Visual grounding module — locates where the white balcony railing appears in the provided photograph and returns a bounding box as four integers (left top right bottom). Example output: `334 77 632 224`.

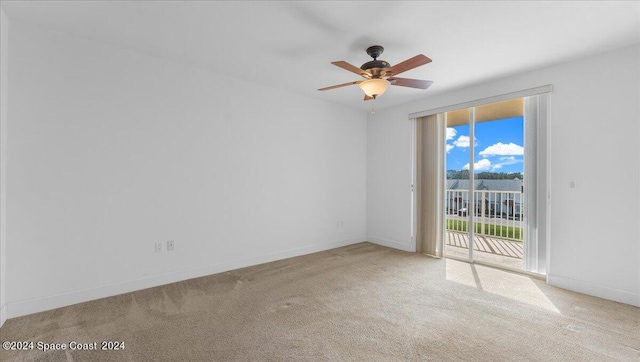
446 189 523 242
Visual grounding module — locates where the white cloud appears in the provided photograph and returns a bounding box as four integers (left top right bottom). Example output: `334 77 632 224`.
493 156 522 168
463 158 492 171
446 144 454 153
479 142 524 157
454 135 471 147
468 157 523 171
446 127 457 141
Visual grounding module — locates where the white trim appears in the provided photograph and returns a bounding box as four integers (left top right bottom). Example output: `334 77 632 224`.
408 85 553 119
0 7 8 332
0 304 7 328
440 113 448 257
523 96 538 273
468 107 475 261
410 119 417 252
367 236 415 252
7 237 366 318
540 94 551 276
548 274 640 307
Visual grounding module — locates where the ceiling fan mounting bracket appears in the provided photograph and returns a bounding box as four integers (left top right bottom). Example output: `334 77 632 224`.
366 45 385 60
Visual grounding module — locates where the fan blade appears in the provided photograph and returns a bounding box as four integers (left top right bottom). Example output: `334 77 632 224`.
318 81 362 91
389 77 433 90
384 54 431 77
331 61 371 78
364 95 373 101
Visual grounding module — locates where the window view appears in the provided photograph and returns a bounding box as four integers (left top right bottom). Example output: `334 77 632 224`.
445 112 525 270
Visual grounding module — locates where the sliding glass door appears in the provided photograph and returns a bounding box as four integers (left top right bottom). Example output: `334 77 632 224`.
442 97 544 273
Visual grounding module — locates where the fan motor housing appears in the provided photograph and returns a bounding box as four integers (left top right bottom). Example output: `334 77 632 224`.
362 46 390 77
361 60 390 77
361 60 390 71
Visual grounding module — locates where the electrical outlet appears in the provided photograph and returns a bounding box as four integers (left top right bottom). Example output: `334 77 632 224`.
155 241 164 252
167 240 174 251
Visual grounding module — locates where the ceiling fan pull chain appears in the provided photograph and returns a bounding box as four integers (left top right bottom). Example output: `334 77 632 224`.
371 97 376 115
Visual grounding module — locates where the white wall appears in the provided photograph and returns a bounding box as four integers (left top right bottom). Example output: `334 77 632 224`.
367 45 640 306
0 8 9 327
6 21 367 317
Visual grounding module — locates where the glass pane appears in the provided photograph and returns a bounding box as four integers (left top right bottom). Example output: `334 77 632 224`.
444 109 471 261
472 115 524 270
442 99 527 272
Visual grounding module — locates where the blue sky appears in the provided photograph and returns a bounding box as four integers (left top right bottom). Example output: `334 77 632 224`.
446 116 524 173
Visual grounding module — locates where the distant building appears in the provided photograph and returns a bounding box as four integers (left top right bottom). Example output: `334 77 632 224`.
446 179 523 218
447 179 522 192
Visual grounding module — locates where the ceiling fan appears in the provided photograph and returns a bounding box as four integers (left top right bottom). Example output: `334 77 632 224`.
318 45 433 101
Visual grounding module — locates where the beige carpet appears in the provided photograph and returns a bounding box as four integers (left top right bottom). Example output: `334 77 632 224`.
1 242 638 361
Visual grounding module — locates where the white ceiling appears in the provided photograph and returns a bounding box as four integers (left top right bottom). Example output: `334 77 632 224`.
2 1 639 111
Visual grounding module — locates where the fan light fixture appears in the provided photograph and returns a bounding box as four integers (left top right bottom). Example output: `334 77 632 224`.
359 78 390 98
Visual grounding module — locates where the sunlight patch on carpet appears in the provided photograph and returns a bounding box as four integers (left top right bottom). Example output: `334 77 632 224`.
445 259 559 313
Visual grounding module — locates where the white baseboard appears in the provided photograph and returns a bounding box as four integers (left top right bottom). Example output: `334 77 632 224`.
367 236 415 252
548 274 640 307
8 236 366 319
0 303 7 328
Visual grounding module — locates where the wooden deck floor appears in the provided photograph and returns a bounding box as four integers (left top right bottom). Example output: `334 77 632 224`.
446 231 523 259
